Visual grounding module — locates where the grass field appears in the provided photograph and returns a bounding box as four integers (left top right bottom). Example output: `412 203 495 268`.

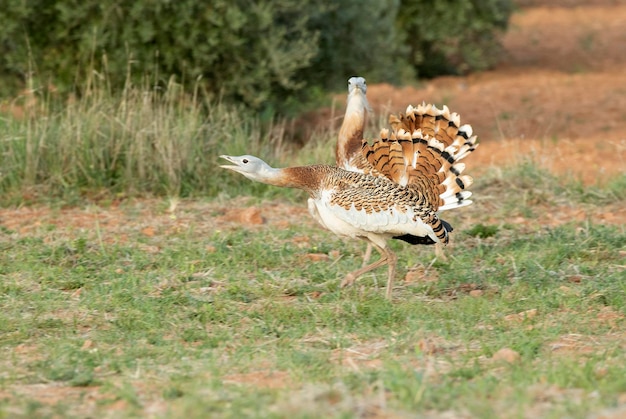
1 162 624 418
2 1 626 415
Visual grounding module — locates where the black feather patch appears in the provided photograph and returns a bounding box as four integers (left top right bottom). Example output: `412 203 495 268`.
393 234 437 245
393 219 454 245
441 219 454 233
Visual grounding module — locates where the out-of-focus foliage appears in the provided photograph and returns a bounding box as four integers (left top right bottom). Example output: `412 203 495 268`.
298 0 410 92
397 0 513 77
0 0 319 109
0 0 512 112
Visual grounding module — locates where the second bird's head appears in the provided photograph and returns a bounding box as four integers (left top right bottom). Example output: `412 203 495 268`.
348 76 367 95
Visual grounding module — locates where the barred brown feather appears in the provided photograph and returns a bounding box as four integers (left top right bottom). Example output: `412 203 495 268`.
362 103 478 212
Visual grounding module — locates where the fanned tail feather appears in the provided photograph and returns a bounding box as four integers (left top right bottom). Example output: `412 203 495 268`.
362 102 478 212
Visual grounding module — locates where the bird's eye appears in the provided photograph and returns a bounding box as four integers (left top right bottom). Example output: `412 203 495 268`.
242 159 249 164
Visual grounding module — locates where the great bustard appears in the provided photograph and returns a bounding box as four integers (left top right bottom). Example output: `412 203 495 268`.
221 103 478 299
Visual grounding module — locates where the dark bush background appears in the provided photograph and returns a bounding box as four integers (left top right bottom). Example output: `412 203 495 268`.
0 0 512 112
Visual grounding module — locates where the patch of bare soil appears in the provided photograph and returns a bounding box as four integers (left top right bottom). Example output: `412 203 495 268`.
223 370 292 389
0 197 313 252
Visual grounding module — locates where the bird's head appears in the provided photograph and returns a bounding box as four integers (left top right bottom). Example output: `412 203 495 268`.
348 76 367 95
347 76 372 114
220 154 276 183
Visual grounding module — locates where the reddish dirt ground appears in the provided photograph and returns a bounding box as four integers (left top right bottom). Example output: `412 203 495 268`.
360 2 626 186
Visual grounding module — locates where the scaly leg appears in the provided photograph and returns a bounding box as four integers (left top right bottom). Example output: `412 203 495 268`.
384 248 397 300
361 243 373 267
434 242 447 261
341 241 398 300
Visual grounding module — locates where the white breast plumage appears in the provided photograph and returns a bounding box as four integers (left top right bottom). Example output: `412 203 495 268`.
313 188 436 241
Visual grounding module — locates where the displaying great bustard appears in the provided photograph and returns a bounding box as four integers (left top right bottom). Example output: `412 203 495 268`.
221 99 478 299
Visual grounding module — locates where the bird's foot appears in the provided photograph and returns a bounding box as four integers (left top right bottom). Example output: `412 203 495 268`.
340 273 357 288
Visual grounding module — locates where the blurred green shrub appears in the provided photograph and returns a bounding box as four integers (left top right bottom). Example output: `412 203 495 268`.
0 0 512 111
397 0 513 77
0 0 319 109
298 0 410 92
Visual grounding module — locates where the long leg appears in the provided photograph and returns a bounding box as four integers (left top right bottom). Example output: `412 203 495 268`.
434 242 447 261
384 247 397 300
361 243 373 267
341 240 398 300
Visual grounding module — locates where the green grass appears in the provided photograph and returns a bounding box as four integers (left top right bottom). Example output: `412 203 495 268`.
0 75 340 206
1 165 625 418
1 73 625 417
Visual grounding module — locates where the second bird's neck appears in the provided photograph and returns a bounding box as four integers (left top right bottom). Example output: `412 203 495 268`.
337 92 368 167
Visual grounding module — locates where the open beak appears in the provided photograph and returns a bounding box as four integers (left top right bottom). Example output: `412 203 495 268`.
219 155 242 172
